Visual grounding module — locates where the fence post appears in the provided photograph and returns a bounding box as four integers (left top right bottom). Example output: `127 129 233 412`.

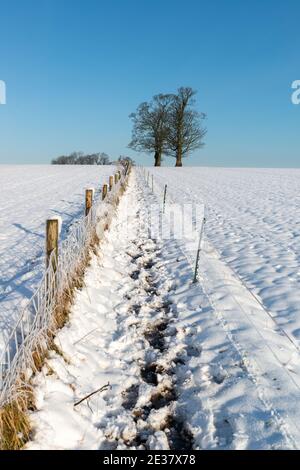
163 184 167 213
85 189 93 216
109 176 114 191
114 173 118 184
193 218 206 283
46 219 59 272
102 183 108 200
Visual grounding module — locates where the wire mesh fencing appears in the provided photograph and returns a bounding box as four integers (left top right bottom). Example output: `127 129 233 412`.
138 167 206 282
0 164 130 407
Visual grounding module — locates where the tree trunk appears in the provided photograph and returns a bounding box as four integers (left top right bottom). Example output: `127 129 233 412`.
154 151 162 167
175 148 182 167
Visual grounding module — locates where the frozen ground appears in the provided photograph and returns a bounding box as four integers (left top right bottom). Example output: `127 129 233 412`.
0 165 114 348
148 167 300 346
26 169 300 450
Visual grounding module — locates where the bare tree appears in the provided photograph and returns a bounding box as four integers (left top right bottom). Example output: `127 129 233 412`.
51 151 111 165
97 152 110 165
129 94 173 166
118 155 135 166
166 87 206 167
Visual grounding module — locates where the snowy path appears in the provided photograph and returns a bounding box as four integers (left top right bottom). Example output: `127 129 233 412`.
26 170 299 450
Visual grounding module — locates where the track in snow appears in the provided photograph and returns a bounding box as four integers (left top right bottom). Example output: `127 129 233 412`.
26 169 297 450
147 167 300 348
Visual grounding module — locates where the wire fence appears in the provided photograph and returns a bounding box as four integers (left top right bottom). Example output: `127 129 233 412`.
141 167 300 350
0 164 130 407
140 167 300 388
138 166 206 276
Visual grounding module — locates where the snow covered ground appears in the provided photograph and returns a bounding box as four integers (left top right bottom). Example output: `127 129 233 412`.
26 169 300 450
0 165 114 350
148 167 300 347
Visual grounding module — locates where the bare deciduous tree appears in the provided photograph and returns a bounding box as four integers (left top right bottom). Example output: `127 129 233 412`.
51 151 111 165
166 87 206 167
129 94 173 166
118 155 135 166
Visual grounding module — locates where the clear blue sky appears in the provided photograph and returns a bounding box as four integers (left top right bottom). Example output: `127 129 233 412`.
0 0 299 166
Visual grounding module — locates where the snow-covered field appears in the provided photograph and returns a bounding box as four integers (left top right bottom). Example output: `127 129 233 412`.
3 166 300 449
26 169 300 449
148 167 300 345
0 165 114 349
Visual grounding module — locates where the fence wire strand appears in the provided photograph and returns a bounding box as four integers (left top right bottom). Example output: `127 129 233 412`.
0 166 129 406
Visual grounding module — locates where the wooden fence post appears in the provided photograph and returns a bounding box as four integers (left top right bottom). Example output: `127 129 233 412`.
109 176 114 191
163 184 167 213
193 218 206 283
46 219 59 273
85 189 93 216
102 183 108 200
114 173 118 184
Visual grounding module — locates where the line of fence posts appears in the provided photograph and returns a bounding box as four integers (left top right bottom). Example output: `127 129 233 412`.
0 166 130 402
45 169 123 300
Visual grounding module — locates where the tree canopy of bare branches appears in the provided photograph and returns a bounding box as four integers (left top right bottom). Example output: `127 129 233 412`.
166 87 206 167
128 94 173 166
118 155 135 166
128 87 206 167
51 152 111 165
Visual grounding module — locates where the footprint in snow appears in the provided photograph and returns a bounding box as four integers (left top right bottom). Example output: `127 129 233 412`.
215 417 234 447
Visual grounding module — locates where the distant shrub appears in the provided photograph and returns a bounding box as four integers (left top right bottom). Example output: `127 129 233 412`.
51 151 111 165
118 155 135 167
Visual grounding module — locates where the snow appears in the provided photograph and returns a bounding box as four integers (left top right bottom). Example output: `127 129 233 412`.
25 169 300 450
0 165 115 352
86 187 95 199
47 215 62 235
148 167 300 347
